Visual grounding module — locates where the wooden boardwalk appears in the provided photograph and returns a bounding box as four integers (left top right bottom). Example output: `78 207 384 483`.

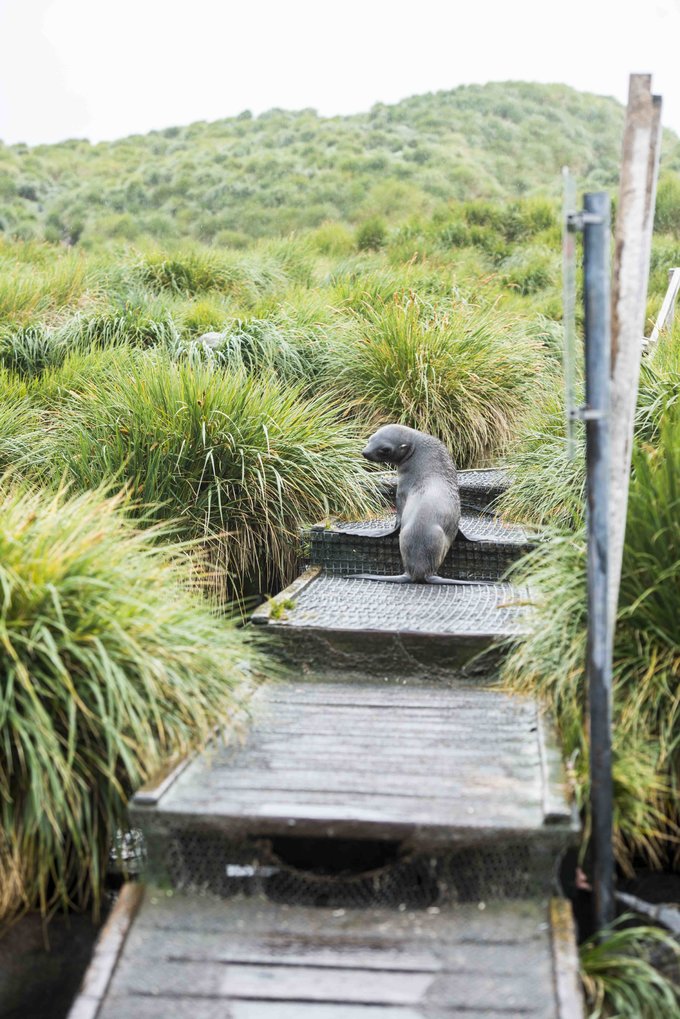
132 679 573 847
69 469 584 1019
86 892 580 1019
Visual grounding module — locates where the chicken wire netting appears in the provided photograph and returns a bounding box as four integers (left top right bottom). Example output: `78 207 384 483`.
138 830 559 909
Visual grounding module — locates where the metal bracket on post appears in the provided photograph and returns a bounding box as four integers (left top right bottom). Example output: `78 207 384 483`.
568 407 606 422
567 212 605 232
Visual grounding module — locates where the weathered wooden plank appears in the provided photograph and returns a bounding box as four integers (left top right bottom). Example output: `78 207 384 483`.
132 892 546 938
111 958 436 1003
264 685 520 706
99 1000 428 1019
66 884 144 1019
176 772 541 802
160 790 543 822
550 898 584 1019
120 924 551 973
183 765 539 795
218 751 539 773
95 893 564 1015
132 679 573 848
197 729 539 753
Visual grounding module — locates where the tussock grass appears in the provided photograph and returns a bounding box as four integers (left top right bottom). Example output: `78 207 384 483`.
503 407 680 869
0 252 91 327
0 482 255 924
580 919 679 1018
0 369 42 473
501 246 558 295
134 247 290 306
501 329 680 527
192 318 314 385
324 297 546 467
50 351 375 592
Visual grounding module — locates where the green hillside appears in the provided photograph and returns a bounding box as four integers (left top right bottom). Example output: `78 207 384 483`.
3 81 680 247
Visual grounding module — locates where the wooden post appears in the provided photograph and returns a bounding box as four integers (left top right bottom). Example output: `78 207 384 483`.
645 266 680 350
608 75 662 625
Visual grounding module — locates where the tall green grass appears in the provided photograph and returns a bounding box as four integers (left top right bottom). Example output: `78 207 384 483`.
48 350 374 593
0 482 256 924
0 369 42 473
502 407 680 869
0 249 93 327
580 919 679 1018
323 296 547 466
501 329 680 527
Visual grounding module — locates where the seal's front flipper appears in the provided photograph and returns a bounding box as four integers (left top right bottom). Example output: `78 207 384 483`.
352 573 411 584
425 575 491 586
344 515 400 538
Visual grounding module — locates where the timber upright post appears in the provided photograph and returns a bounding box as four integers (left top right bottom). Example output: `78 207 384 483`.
582 192 615 931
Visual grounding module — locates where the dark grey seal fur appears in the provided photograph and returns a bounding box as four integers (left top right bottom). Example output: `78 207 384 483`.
356 423 480 585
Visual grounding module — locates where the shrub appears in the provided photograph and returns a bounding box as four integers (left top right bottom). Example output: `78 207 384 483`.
50 351 374 593
0 482 254 923
323 297 546 467
502 247 558 295
134 248 289 305
654 173 680 235
309 221 355 257
135 248 235 295
0 299 180 379
66 301 180 349
179 296 232 337
356 217 387 252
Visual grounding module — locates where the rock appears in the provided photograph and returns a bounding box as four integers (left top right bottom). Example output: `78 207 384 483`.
196 332 225 348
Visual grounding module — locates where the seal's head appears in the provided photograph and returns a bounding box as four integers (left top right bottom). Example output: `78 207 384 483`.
362 424 416 465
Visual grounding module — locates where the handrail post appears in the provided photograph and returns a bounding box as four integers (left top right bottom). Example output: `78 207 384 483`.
583 191 615 931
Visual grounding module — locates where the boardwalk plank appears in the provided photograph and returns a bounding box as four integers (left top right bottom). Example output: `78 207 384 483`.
92 891 564 1019
133 679 570 843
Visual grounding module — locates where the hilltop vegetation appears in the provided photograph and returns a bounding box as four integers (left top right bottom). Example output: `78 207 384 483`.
2 81 680 247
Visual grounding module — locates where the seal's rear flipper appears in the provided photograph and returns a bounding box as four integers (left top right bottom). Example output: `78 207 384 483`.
352 573 411 584
425 575 492 586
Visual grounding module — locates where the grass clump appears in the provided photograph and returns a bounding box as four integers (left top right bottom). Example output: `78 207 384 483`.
0 481 255 924
0 368 42 472
580 919 679 1018
134 248 289 306
503 407 680 869
52 350 374 593
325 297 546 467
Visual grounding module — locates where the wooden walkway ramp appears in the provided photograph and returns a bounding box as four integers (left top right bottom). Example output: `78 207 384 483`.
70 470 584 1019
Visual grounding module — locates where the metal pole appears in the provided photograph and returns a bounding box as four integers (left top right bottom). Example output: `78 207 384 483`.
583 191 615 931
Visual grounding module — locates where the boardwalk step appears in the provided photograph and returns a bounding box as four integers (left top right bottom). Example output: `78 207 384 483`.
131 678 576 901
253 569 532 672
376 467 511 515
305 512 533 583
72 888 583 1019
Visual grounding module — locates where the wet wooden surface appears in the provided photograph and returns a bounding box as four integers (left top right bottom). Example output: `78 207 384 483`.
95 889 571 1018
133 680 573 846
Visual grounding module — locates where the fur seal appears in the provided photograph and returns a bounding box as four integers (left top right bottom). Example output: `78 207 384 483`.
356 423 481 585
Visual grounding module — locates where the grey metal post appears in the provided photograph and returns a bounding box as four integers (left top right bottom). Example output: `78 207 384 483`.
583 191 615 931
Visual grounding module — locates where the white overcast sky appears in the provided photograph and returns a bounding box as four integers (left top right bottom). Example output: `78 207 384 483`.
1 0 680 146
